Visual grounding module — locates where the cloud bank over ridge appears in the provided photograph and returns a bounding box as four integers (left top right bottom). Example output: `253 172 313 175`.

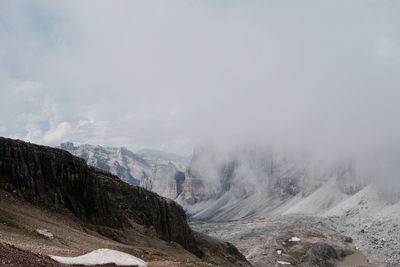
1 0 400 156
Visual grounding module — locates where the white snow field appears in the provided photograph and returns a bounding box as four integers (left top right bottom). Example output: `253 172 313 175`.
50 248 147 266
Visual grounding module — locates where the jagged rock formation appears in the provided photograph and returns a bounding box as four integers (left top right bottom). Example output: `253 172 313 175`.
0 137 251 267
1 138 198 254
60 143 187 200
142 163 185 200
177 145 367 221
60 142 150 185
137 148 190 172
179 167 207 205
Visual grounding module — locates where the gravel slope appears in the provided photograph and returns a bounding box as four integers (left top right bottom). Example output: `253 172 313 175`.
191 215 378 267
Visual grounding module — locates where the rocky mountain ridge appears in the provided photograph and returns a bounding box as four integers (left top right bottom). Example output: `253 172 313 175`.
59 142 371 222
0 137 251 267
55 141 400 265
60 142 187 200
177 145 369 221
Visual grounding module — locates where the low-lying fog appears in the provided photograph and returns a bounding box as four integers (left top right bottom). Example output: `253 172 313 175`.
1 1 400 194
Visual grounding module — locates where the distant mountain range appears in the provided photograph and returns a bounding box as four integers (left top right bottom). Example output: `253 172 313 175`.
60 142 190 200
177 145 400 224
57 141 400 265
137 148 191 170
60 142 400 226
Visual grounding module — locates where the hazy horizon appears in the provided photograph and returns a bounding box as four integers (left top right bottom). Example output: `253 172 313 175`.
1 0 400 158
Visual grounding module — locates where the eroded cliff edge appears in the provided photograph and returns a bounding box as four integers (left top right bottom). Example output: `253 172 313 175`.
0 137 251 267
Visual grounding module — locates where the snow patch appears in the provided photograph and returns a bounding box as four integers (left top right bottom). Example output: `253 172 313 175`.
288 237 301 242
36 229 54 239
50 249 147 267
277 260 291 265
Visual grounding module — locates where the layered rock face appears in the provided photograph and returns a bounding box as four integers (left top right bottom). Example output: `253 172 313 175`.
0 138 199 255
141 163 185 200
60 142 150 185
60 143 187 200
179 167 206 205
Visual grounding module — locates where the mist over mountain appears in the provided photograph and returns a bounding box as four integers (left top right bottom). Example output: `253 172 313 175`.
2 1 400 159
59 139 400 265
137 148 191 171
60 140 400 223
2 0 400 266
177 143 400 221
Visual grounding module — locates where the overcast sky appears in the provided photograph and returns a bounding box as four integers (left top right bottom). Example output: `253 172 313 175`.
1 0 400 155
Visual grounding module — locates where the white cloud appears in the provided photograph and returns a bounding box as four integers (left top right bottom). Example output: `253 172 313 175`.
1 1 400 156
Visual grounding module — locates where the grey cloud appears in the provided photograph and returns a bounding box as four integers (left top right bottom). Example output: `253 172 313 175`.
0 0 399 156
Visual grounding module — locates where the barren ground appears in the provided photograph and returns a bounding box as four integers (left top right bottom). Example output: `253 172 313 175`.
191 215 382 267
0 190 216 267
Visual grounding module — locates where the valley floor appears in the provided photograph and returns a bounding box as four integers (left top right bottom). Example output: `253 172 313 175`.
326 215 400 266
191 215 397 267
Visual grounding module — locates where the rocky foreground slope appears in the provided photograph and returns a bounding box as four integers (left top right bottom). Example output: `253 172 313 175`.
0 137 250 267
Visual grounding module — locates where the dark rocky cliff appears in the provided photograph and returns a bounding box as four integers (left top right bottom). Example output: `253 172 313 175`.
0 137 199 255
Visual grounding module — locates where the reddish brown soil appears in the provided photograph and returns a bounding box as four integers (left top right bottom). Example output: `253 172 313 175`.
0 190 214 267
0 243 182 267
0 242 64 267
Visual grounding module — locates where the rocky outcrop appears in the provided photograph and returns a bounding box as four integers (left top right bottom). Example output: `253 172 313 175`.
141 163 185 200
60 142 150 185
60 143 187 200
0 137 252 266
136 148 190 172
276 229 354 267
0 138 199 254
179 167 206 205
192 215 362 267
193 232 251 267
